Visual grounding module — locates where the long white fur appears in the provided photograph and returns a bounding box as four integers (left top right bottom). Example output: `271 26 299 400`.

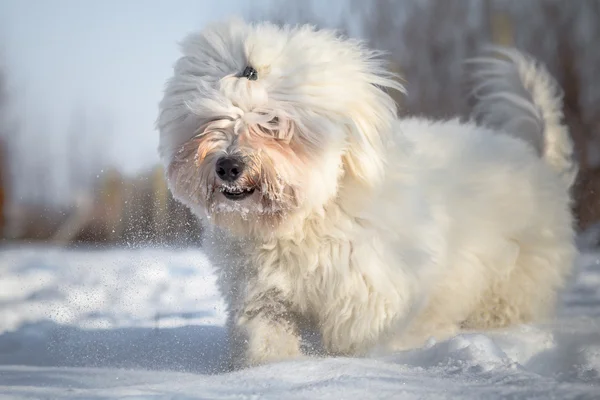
157 19 577 369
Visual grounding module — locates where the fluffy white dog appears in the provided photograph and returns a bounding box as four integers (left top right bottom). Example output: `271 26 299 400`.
157 19 577 369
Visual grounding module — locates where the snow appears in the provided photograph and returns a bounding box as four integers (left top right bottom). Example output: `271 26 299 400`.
1 245 599 399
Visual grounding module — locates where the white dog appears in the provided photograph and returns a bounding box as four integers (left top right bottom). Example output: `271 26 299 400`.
157 19 577 369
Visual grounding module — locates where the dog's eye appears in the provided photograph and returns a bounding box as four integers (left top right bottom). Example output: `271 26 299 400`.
241 66 258 81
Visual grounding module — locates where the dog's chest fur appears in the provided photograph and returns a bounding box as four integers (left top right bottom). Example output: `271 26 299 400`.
255 212 356 316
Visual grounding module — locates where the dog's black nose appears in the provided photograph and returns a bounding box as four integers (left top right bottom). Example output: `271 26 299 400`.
241 66 258 81
216 156 244 182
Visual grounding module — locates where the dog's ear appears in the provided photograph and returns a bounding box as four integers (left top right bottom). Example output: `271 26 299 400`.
342 125 385 188
341 85 399 189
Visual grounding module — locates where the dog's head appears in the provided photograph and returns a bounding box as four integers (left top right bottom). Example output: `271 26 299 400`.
158 19 402 237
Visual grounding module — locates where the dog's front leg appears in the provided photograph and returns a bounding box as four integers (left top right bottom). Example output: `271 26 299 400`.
228 288 302 369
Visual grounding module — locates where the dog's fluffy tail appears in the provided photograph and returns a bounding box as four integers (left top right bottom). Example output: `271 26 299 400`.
466 47 578 187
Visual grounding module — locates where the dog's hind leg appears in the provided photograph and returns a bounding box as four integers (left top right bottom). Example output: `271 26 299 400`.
461 233 575 331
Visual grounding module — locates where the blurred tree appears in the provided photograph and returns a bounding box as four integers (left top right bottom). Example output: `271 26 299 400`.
0 54 20 236
351 0 492 118
0 63 7 233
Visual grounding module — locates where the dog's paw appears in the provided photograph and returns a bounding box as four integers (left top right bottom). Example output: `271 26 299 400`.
230 316 303 369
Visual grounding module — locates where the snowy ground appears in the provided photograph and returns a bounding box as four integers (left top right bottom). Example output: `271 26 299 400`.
0 244 599 399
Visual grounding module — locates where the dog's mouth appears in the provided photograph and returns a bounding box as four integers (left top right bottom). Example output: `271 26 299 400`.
219 186 256 201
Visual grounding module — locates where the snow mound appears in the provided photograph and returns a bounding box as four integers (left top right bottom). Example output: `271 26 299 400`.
390 333 514 373
0 245 599 399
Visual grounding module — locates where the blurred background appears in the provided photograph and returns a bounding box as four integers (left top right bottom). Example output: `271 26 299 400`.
0 0 598 248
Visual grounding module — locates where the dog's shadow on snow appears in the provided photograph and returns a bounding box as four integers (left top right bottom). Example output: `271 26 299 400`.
0 321 231 374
